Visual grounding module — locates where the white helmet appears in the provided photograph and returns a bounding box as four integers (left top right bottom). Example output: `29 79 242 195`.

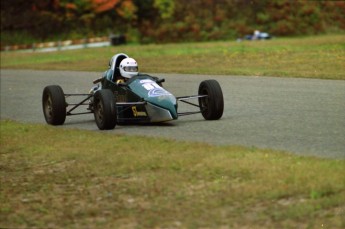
119 57 138 78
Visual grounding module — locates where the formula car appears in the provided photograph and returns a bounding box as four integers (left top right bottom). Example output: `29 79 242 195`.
42 53 224 130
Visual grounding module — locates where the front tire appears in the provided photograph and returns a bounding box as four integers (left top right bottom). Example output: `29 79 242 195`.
42 85 66 125
93 89 117 130
198 80 224 120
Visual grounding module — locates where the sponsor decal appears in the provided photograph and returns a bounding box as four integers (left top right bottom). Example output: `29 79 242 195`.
140 80 172 97
140 79 153 84
148 88 172 97
132 106 147 117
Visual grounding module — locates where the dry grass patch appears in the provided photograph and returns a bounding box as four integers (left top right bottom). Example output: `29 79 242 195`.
1 120 344 228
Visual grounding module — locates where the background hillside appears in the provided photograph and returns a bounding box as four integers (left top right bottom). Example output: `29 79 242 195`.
1 0 345 45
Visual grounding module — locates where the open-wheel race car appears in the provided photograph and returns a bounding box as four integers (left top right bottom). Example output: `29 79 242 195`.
42 53 224 130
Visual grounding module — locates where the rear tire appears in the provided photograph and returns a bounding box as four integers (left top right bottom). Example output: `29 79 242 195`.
42 85 66 125
198 80 224 120
93 89 117 130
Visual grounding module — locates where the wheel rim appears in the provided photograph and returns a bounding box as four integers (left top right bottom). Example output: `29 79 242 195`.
44 95 53 121
95 102 104 125
200 89 209 112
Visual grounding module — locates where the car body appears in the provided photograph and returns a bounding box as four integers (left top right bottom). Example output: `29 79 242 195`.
42 53 224 130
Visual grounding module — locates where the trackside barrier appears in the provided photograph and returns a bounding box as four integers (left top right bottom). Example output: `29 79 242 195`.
1 35 126 52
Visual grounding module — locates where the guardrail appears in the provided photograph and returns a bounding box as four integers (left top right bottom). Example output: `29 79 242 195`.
1 35 126 52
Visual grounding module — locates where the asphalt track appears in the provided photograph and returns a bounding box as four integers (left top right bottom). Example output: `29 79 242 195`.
1 69 344 159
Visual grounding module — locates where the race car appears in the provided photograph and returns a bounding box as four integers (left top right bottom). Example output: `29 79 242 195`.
42 53 224 130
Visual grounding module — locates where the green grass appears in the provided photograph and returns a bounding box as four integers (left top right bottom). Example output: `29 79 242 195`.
1 34 345 80
1 35 344 228
1 120 344 228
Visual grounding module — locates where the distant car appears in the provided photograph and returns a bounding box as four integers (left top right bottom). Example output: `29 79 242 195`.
243 30 271 40
42 53 224 130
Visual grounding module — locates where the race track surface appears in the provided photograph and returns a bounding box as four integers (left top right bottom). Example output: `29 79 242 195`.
1 69 344 159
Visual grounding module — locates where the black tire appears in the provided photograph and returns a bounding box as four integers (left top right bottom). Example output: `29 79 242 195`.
93 89 117 130
198 80 224 120
42 85 66 125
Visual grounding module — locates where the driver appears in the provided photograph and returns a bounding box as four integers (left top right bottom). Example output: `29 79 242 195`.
117 57 138 84
89 56 139 106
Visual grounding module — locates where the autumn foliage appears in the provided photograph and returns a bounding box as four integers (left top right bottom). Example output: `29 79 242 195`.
1 0 344 45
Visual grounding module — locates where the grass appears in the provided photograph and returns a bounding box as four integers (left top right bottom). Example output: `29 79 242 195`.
1 34 345 80
1 35 344 227
1 120 345 228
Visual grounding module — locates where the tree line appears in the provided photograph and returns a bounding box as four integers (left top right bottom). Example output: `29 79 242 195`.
1 0 344 45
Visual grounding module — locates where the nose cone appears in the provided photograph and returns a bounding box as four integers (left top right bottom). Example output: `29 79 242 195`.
145 92 178 121
129 78 178 121
145 100 177 122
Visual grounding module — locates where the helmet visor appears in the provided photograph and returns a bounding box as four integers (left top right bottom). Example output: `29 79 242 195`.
124 66 138 72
